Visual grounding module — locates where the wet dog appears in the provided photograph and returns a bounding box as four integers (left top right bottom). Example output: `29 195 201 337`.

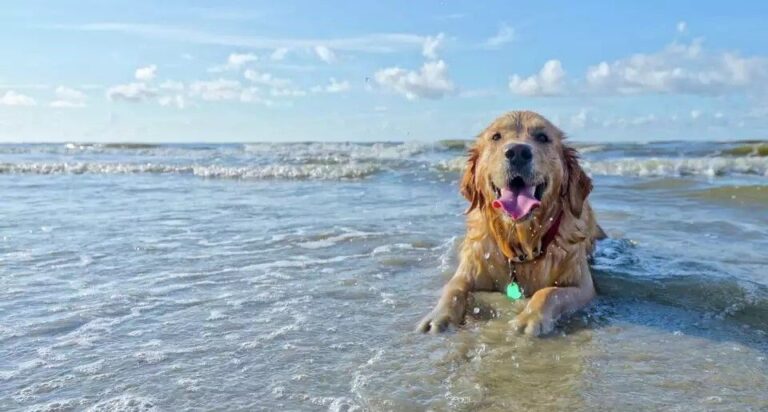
418 111 604 336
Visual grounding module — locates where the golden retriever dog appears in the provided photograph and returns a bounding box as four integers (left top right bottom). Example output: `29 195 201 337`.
418 110 605 336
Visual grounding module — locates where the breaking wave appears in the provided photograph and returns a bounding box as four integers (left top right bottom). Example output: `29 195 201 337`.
719 142 768 157
3 141 768 179
0 162 381 180
582 156 768 177
594 239 768 330
437 156 768 177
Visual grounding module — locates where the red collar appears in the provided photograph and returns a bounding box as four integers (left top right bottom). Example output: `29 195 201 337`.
510 209 563 263
539 210 563 257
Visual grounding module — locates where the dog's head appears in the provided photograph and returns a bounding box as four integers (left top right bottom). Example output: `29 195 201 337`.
461 111 592 221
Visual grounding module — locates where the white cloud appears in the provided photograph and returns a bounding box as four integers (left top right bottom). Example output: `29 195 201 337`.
189 79 241 101
270 47 289 61
0 84 49 90
240 87 275 106
422 33 444 60
508 60 566 96
244 69 292 88
159 80 185 92
584 111 747 130
55 86 86 101
677 21 687 34
49 100 84 108
0 90 37 106
314 45 337 63
134 65 157 82
585 39 768 95
108 74 185 106
158 95 186 109
374 60 454 100
228 53 258 68
157 81 186 108
209 53 258 72
311 78 351 94
238 75 306 99
50 86 86 108
325 78 351 93
107 82 157 102
104 73 297 107
270 88 307 97
485 24 515 48
66 23 427 54
187 79 287 106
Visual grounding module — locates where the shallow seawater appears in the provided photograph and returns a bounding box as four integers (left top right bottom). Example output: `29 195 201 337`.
1 141 767 411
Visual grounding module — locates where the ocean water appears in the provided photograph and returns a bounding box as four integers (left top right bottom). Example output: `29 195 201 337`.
1 140 767 411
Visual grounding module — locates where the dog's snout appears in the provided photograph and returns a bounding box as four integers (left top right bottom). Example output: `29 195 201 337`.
504 144 533 168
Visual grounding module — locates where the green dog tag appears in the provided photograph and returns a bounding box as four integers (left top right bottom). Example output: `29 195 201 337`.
506 282 523 300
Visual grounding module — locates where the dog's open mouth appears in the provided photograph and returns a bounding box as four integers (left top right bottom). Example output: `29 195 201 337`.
491 176 546 221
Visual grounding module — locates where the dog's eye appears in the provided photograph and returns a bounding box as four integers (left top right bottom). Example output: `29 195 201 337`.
490 133 502 141
534 132 550 144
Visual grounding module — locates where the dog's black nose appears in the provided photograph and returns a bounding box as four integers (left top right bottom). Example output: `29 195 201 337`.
505 144 533 168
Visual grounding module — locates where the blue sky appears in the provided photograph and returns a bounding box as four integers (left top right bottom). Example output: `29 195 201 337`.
1 0 767 142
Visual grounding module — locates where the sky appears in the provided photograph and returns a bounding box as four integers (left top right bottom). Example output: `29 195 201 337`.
1 0 768 143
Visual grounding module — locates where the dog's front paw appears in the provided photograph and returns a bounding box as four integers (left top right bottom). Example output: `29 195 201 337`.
417 306 461 334
510 307 555 336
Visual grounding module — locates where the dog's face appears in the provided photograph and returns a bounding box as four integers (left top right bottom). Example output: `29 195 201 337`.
462 111 591 221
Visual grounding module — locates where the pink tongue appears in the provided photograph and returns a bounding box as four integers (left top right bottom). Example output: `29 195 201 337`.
492 186 540 220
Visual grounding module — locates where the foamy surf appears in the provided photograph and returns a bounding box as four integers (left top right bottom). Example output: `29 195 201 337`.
0 161 381 180
438 155 768 177
582 156 768 177
242 141 434 160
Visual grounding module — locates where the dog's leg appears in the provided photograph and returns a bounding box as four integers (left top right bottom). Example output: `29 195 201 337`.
511 268 595 336
417 261 476 333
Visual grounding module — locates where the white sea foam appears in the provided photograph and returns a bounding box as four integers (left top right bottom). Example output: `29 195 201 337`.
85 395 159 412
435 156 467 172
437 155 768 177
73 359 106 375
575 144 608 154
582 156 768 177
12 145 763 179
25 398 84 412
0 162 381 180
13 375 75 403
242 141 431 161
133 351 167 365
297 229 381 249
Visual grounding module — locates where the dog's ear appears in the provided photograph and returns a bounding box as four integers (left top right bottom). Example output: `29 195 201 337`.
561 145 592 218
460 147 484 214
